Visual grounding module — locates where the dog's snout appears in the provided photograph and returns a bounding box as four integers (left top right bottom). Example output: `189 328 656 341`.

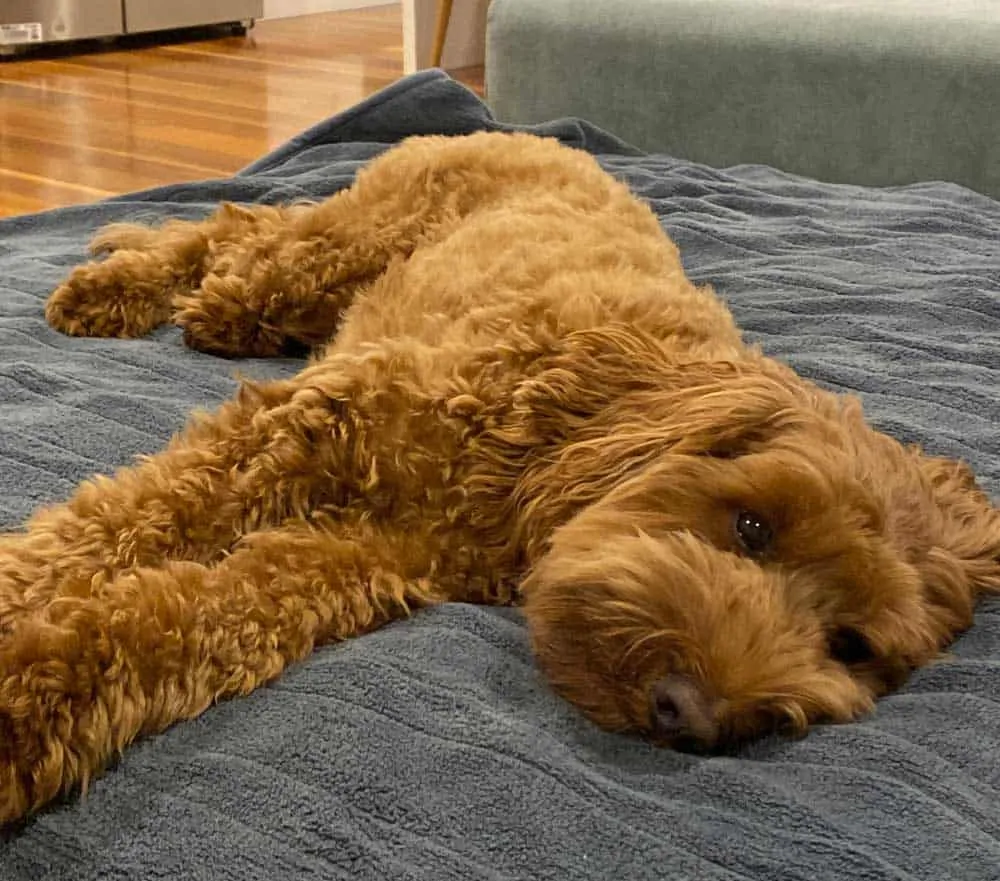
649 675 720 750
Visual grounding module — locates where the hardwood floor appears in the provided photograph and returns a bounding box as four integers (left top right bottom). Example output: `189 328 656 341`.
0 5 484 217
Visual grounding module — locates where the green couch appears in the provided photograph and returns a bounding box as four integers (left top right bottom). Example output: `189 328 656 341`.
485 0 1000 197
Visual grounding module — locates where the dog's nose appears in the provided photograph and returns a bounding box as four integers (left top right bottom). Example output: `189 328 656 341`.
649 675 720 750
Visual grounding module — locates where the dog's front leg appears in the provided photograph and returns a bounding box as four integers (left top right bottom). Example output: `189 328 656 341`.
0 517 447 824
0 373 332 632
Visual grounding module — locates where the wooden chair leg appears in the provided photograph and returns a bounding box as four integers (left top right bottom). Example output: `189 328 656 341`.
431 0 454 68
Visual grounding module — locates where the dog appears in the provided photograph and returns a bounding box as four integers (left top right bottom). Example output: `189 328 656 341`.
0 131 997 824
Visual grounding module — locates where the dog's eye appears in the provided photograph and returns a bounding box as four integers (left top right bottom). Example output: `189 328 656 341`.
733 510 774 556
828 627 876 666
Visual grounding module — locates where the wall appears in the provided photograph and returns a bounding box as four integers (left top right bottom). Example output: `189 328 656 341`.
402 0 489 72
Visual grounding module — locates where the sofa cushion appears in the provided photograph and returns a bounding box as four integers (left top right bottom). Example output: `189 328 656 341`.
486 0 1000 196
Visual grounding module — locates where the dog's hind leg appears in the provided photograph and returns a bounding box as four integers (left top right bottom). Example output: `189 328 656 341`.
0 517 450 824
45 202 300 340
45 187 404 359
168 194 381 358
166 174 439 358
50 132 639 358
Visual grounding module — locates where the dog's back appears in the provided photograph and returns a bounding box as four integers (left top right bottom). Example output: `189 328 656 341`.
325 132 743 363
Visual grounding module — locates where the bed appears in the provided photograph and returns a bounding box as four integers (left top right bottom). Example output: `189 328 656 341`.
1 70 997 880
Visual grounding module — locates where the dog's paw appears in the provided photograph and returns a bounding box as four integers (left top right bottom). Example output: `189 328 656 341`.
0 632 102 825
0 712 31 826
46 261 171 339
0 660 52 826
173 274 289 358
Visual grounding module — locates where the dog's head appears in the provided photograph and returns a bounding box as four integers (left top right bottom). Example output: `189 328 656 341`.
510 327 1000 751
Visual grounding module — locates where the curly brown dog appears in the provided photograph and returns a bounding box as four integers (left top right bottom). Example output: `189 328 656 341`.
1 131 997 823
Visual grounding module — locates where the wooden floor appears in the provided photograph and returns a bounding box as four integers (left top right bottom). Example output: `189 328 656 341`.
0 5 484 218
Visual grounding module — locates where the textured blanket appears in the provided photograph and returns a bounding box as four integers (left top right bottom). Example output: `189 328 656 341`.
0 71 997 881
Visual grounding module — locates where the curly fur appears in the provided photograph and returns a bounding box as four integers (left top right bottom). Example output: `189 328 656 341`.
0 131 997 822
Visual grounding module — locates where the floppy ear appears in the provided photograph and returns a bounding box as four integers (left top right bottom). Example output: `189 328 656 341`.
920 455 1000 594
485 324 821 559
511 323 810 456
907 453 1000 643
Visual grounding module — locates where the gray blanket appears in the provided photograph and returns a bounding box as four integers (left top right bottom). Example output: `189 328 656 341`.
0 71 997 881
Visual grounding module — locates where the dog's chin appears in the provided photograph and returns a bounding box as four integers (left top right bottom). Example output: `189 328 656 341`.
520 528 875 752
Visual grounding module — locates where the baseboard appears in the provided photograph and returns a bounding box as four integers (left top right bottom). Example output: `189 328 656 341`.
261 0 393 19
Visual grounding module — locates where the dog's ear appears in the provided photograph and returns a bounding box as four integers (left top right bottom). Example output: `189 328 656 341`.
920 455 1000 593
491 325 826 559
908 453 1000 641
512 324 811 457
511 323 692 440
